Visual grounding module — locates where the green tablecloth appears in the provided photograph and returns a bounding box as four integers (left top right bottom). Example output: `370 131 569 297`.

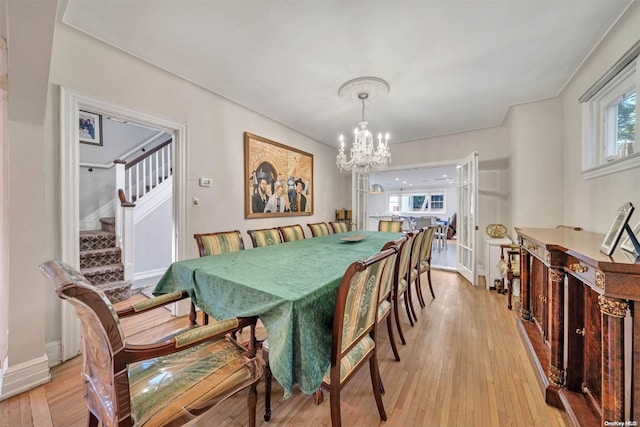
153 231 402 397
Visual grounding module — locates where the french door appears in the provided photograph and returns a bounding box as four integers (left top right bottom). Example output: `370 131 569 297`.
456 151 478 285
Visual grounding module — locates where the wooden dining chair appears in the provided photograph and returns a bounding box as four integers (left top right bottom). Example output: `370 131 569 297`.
278 224 306 242
39 260 264 427
329 221 349 234
415 225 438 307
307 222 331 237
192 230 245 324
407 227 425 320
499 244 521 310
378 237 404 362
391 231 417 345
378 220 403 232
321 247 395 426
247 227 283 247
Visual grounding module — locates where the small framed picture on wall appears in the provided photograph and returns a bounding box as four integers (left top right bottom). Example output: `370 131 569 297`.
79 110 103 146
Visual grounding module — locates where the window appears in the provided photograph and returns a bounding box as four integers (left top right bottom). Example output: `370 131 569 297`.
387 191 445 214
582 47 640 179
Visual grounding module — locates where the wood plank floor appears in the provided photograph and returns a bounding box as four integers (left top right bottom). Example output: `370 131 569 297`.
0 271 567 426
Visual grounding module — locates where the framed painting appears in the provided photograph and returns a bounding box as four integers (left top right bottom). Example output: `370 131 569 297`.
244 132 313 218
600 202 634 256
79 110 103 146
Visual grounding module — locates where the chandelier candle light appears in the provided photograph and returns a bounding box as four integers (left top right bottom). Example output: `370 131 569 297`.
336 77 392 174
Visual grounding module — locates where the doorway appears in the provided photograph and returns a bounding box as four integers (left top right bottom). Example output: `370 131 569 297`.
59 87 187 362
368 163 458 270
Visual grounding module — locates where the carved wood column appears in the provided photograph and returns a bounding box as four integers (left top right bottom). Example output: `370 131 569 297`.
598 295 627 423
520 248 532 322
548 268 565 386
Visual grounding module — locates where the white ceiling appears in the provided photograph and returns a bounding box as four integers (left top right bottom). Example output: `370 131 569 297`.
370 165 457 191
62 0 632 150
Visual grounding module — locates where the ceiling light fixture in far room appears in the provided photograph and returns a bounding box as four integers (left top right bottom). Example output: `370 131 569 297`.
336 77 391 174
369 183 385 194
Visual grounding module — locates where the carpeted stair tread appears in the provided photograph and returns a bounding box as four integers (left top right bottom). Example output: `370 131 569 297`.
99 217 116 233
79 247 122 269
81 263 124 276
80 230 116 251
81 264 125 285
96 280 132 303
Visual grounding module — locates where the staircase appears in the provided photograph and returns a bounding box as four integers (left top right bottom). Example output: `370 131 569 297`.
79 217 132 303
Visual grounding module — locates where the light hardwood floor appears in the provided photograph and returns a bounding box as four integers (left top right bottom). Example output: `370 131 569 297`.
0 271 567 426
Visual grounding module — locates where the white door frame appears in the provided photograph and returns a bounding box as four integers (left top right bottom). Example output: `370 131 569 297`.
456 151 479 285
59 87 187 361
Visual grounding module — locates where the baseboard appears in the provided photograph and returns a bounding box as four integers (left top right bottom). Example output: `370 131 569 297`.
45 341 61 368
0 355 51 400
133 268 166 289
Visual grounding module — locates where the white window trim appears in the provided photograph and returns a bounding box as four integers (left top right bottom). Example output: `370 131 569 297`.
582 45 639 180
387 189 446 215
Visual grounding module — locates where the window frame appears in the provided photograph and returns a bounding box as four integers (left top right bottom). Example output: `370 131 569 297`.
386 190 446 215
581 45 640 180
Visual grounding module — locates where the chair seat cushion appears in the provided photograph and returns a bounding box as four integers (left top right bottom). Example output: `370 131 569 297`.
398 278 408 293
410 268 419 282
497 260 520 277
322 336 375 385
129 337 259 426
378 300 391 320
419 259 430 272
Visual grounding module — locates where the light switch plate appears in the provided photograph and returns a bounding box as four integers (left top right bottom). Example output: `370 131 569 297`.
199 177 212 187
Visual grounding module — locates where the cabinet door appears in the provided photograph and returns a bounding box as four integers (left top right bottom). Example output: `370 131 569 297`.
531 258 548 339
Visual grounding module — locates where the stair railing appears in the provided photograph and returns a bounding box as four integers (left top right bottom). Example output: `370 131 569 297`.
114 138 172 281
115 138 173 204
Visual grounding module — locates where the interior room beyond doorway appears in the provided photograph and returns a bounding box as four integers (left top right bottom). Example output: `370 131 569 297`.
368 165 458 270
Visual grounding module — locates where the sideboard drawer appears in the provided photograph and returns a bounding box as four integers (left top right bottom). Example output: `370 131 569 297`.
566 257 597 288
521 237 550 264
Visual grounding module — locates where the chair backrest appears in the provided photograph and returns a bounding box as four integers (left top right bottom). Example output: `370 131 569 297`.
39 260 127 426
307 222 330 237
247 227 283 247
194 230 244 257
395 231 415 284
419 225 438 264
329 221 349 234
378 220 403 233
379 237 404 303
332 247 396 363
409 228 424 272
278 224 306 242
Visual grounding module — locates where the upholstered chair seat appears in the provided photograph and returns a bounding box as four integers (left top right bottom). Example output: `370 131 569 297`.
39 260 263 427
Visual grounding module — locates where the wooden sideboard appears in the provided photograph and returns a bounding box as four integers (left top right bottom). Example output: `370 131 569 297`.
515 227 639 426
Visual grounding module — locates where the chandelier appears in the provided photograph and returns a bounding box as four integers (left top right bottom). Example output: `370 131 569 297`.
336 77 391 174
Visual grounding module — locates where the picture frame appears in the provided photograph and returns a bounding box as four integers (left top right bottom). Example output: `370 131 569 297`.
600 202 634 256
620 220 640 256
79 110 103 146
244 132 313 218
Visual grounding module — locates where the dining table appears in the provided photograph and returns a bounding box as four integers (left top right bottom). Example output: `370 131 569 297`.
153 230 403 397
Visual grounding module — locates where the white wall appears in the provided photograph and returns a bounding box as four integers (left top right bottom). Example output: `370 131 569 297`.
42 16 346 347
504 97 565 237
1 0 57 399
561 1 640 232
134 197 172 278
